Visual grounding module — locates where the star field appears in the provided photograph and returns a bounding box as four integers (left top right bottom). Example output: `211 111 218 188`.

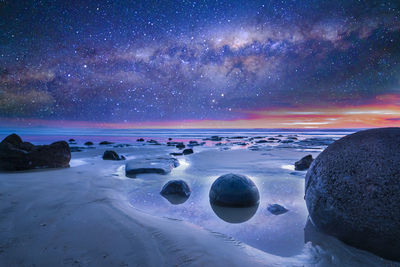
0 0 400 127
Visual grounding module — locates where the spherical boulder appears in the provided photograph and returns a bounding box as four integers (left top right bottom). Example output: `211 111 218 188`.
305 127 400 261
209 173 259 207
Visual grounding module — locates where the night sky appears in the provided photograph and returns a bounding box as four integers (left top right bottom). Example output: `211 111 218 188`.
1 0 400 128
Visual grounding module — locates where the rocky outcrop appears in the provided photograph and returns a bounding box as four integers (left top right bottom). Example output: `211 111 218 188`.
0 134 71 171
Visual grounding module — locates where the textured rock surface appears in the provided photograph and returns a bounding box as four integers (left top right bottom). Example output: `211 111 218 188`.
209 173 259 207
305 127 400 261
294 154 313 171
0 134 71 171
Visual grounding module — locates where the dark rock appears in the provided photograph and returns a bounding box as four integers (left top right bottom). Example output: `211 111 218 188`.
137 138 145 142
168 138 173 141
305 127 400 261
102 150 125 160
287 136 298 140
84 141 94 146
160 180 191 204
0 134 71 171
295 155 314 171
170 152 183 156
176 143 185 149
255 140 268 143
209 173 260 207
182 148 193 155
99 141 114 145
267 204 288 215
187 140 199 147
147 139 160 145
268 137 280 141
204 136 223 141
68 138 76 143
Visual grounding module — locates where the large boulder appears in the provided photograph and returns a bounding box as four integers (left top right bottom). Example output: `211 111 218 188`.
0 134 71 171
305 127 400 261
209 173 260 207
160 180 191 204
294 154 313 171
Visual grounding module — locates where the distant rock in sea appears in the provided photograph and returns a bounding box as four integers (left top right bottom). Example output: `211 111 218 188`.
84 141 94 146
209 173 260 207
136 138 145 142
125 157 179 178
267 204 288 215
305 127 400 261
0 133 71 171
99 141 114 145
160 180 191 204
102 150 125 160
294 155 314 171
176 143 185 149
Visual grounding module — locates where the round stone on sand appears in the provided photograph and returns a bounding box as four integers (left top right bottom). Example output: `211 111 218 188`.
305 127 400 261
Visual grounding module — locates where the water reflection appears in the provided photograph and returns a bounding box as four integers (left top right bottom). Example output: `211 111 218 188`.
210 203 259 223
161 194 190 205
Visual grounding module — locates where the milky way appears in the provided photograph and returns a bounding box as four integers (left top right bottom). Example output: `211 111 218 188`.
1 1 400 127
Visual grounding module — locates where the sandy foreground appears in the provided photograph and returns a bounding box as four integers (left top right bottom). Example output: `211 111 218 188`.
0 146 397 267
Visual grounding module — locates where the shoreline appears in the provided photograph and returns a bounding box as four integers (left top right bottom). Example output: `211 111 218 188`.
0 142 398 266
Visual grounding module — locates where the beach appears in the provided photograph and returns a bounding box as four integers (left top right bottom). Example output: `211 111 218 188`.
0 130 398 266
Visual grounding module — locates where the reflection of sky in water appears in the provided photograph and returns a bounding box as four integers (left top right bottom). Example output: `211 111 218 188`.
127 148 312 257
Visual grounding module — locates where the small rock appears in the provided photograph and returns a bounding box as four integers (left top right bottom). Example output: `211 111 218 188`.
99 141 114 145
267 204 288 215
136 138 145 142
84 141 94 146
176 143 185 149
102 150 125 160
294 155 313 170
182 148 193 155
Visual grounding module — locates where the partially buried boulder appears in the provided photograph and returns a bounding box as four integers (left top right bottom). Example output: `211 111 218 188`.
125 157 179 178
160 180 191 204
102 150 125 160
0 134 71 171
209 173 259 207
294 154 313 171
305 127 400 261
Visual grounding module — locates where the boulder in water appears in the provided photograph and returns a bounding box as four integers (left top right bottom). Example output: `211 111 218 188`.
160 180 191 204
209 173 260 207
